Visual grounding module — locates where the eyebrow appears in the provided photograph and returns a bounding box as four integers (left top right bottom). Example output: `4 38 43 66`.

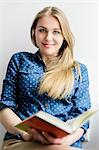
38 26 61 30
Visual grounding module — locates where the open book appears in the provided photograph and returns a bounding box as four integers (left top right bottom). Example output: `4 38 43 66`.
15 108 97 138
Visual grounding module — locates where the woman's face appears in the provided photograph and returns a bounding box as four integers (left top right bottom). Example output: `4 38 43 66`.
35 15 64 57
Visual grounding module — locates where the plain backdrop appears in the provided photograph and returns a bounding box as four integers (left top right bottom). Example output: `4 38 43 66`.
0 0 99 149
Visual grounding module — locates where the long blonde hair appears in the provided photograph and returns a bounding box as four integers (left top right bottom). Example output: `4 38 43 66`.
30 6 80 99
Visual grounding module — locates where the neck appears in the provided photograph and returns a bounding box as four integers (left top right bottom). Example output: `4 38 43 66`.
42 55 50 67
40 51 59 68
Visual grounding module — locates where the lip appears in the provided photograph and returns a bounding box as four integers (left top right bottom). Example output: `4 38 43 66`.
42 43 55 48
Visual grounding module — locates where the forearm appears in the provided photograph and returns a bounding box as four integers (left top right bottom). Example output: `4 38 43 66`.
68 128 84 145
0 108 38 141
0 108 23 135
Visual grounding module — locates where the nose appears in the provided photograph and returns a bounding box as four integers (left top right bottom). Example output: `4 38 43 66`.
45 32 53 41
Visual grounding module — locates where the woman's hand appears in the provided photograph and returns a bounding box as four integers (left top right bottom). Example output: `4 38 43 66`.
42 128 84 146
20 131 33 141
28 128 51 144
19 128 50 144
42 132 73 146
20 127 84 146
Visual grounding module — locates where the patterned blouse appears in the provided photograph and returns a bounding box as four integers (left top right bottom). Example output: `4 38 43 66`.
0 50 91 148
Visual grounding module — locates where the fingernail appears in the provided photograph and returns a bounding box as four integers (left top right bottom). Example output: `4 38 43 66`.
42 131 45 134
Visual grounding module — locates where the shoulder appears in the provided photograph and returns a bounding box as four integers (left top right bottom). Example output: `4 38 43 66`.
9 51 37 64
78 62 89 77
73 61 89 83
10 51 35 60
7 51 37 70
78 62 88 70
74 61 88 74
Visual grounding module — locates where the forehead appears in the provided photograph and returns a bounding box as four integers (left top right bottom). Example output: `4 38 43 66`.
36 15 61 29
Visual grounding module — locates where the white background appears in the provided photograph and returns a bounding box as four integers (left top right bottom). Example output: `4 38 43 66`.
0 0 99 149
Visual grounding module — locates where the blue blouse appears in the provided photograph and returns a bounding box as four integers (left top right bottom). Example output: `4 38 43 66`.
0 50 91 148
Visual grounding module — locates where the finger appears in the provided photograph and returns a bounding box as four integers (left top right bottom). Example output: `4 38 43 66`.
42 132 62 144
35 132 50 144
21 132 33 141
28 128 38 137
29 129 50 144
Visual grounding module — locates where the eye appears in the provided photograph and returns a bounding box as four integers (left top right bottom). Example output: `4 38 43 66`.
39 29 46 33
53 31 61 35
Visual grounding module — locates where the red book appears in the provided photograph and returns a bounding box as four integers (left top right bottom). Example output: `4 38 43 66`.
15 109 97 138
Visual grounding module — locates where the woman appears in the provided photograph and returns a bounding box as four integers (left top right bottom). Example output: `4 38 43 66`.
0 6 91 149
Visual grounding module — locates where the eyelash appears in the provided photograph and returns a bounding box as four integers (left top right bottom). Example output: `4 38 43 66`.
39 29 61 35
39 29 46 33
53 31 61 35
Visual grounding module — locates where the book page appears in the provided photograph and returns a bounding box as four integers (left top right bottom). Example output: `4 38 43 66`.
65 108 98 132
36 111 72 133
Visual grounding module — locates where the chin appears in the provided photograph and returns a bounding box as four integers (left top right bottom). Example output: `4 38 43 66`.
43 49 58 56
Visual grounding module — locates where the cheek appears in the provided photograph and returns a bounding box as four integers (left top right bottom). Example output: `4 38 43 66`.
35 31 43 45
57 37 63 46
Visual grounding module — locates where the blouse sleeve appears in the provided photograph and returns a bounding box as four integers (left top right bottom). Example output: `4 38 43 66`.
70 63 91 134
0 53 20 112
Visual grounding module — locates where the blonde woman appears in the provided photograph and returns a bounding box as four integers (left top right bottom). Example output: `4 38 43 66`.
0 6 91 150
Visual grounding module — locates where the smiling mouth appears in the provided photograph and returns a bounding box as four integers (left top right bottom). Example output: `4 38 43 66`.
42 43 55 48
